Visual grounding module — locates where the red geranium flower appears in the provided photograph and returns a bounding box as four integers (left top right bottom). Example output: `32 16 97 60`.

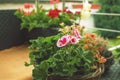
50 0 60 4
24 3 33 9
48 9 61 18
66 10 72 14
62 8 67 12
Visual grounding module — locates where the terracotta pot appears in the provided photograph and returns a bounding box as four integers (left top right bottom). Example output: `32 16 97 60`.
72 4 101 9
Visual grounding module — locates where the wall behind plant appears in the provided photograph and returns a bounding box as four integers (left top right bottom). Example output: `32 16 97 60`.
94 0 120 38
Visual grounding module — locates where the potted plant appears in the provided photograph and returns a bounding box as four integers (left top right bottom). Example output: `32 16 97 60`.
25 25 106 80
14 2 79 41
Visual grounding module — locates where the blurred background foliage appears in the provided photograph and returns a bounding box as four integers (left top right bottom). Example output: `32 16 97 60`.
94 0 120 38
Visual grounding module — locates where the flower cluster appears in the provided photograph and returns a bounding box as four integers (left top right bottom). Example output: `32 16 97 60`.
48 9 61 18
57 29 81 47
14 2 80 31
17 3 36 16
57 25 107 64
94 53 107 63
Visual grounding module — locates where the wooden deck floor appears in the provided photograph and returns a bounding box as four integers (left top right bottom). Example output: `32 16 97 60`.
0 44 33 80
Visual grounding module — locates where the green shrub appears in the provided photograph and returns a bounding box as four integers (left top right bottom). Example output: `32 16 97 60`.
94 0 120 38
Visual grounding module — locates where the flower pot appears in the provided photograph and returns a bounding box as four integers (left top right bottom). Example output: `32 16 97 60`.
101 50 114 74
72 4 101 10
48 64 104 80
22 28 43 41
42 27 58 37
79 64 104 80
23 27 58 42
104 52 114 72
0 9 25 50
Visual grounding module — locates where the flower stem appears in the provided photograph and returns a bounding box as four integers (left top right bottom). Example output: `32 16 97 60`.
35 0 39 11
62 0 66 10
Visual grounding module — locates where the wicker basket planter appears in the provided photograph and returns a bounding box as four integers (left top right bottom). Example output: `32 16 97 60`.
26 25 108 80
101 50 114 73
0 9 25 50
48 64 104 80
104 53 114 72
22 28 43 41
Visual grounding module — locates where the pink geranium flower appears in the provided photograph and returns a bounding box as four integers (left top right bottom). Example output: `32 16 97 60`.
73 29 81 39
70 36 79 44
57 35 70 47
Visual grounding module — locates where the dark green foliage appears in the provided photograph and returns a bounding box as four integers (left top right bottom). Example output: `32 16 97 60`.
26 34 96 80
94 0 120 38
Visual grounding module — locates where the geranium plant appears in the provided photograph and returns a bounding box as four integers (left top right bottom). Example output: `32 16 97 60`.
14 2 79 31
25 25 107 80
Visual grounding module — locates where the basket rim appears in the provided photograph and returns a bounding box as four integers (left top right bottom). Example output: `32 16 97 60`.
106 53 114 60
79 63 104 80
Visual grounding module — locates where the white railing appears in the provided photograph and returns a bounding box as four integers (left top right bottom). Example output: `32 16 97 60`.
91 12 120 16
90 12 120 51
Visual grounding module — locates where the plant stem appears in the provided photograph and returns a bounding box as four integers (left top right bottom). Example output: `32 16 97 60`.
35 0 39 11
62 0 66 10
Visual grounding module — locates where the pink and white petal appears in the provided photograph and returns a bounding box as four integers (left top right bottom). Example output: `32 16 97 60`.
73 29 81 39
57 35 69 47
70 36 79 44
